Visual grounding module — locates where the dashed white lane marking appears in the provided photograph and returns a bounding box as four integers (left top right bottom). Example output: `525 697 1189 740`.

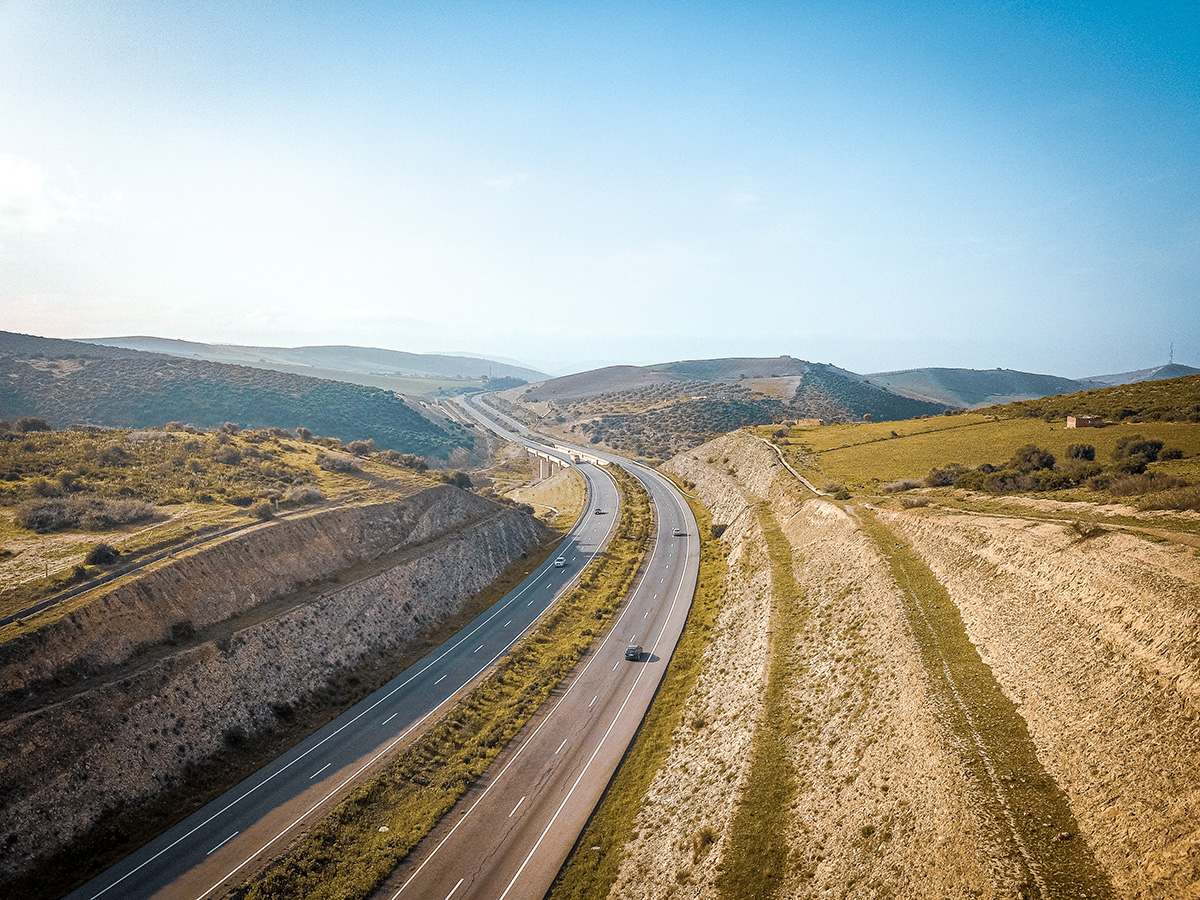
474 645 483 654
206 832 238 856
612 662 620 671
382 712 398 726
504 620 512 627
309 763 332 779
435 674 448 685
589 695 597 708
556 740 567 754
444 877 464 900
509 796 526 818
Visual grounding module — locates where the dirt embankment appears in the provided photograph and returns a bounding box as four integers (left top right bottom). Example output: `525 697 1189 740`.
0 485 545 882
885 510 1200 898
610 433 1002 899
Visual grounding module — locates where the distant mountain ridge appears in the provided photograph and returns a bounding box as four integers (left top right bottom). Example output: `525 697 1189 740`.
0 332 473 458
78 336 548 383
1083 363 1200 387
865 367 1090 409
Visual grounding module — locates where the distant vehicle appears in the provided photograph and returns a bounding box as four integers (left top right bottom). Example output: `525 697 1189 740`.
594 508 604 515
672 527 686 537
554 557 567 567
625 644 642 661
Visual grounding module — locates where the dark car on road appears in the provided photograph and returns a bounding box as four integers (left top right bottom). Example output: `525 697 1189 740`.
625 644 642 661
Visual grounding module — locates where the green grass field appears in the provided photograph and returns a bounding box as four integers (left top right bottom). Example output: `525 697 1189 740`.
755 416 1200 496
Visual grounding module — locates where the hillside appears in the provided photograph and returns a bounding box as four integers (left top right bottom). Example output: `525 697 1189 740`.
987 372 1200 424
1084 362 1200 387
0 332 475 458
501 355 947 461
631 427 1200 899
867 366 1089 408
78 336 547 394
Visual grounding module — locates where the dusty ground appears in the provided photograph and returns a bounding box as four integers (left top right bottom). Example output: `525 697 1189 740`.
607 429 1199 899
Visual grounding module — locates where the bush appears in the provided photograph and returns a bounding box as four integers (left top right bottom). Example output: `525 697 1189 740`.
1135 485 1200 511
211 446 243 465
85 542 121 565
899 496 930 509
1107 473 1187 497
15 496 155 532
1007 444 1055 473
284 486 325 505
16 418 51 433
1112 434 1163 463
250 500 275 521
1065 443 1095 461
316 453 359 473
881 479 921 493
925 463 968 487
345 439 377 456
1160 447 1184 460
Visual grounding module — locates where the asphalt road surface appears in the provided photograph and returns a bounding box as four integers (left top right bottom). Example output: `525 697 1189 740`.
65 451 618 900
372 394 699 900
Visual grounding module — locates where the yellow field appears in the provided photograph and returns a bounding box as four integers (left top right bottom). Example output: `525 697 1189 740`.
753 416 1200 494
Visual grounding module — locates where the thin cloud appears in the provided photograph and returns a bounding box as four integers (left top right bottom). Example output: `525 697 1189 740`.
0 154 89 232
482 173 528 192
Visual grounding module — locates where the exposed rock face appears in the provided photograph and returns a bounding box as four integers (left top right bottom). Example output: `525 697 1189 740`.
0 485 545 880
885 510 1200 899
612 433 1001 899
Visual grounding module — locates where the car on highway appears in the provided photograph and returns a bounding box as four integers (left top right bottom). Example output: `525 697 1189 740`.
554 556 567 567
625 644 642 661
672 527 686 537
594 507 604 514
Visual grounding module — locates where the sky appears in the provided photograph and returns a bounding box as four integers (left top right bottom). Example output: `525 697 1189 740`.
1 1 1197 377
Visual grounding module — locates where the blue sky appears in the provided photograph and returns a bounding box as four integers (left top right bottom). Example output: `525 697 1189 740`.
1 1 1196 376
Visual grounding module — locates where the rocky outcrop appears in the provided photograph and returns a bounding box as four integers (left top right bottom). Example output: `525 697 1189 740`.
0 485 545 881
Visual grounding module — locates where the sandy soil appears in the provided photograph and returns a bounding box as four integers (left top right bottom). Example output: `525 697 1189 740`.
885 509 1200 898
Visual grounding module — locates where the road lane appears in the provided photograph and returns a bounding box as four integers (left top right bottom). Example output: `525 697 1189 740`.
65 459 616 900
373 394 699 900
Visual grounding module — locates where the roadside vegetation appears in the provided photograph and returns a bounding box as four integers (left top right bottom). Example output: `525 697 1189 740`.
550 477 727 900
234 466 652 900
713 502 806 900
0 422 434 627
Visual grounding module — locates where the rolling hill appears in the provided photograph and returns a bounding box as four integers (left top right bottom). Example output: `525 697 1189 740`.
0 332 474 459
77 336 547 395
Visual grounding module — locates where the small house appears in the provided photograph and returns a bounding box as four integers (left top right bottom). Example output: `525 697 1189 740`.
1066 415 1102 428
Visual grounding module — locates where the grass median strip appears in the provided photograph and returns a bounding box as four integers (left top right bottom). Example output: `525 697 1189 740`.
549 476 725 900
234 466 651 900
714 501 806 900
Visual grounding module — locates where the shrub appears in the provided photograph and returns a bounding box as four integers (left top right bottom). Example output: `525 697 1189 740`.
1112 434 1163 462
1007 444 1055 473
284 486 325 505
899 496 930 509
1065 443 1095 461
925 463 968 487
345 439 377 456
211 446 243 465
15 497 155 532
16 418 51 433
1107 473 1187 497
295 427 313 441
881 479 921 493
442 471 472 489
85 542 121 565
1135 485 1200 511
250 500 275 521
1160 447 1184 460
316 453 359 473
1068 520 1104 539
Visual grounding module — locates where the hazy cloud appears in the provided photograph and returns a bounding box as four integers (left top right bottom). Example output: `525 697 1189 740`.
0 154 89 232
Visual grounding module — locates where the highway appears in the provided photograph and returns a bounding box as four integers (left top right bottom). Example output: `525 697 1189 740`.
361 394 699 900
64 452 619 900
